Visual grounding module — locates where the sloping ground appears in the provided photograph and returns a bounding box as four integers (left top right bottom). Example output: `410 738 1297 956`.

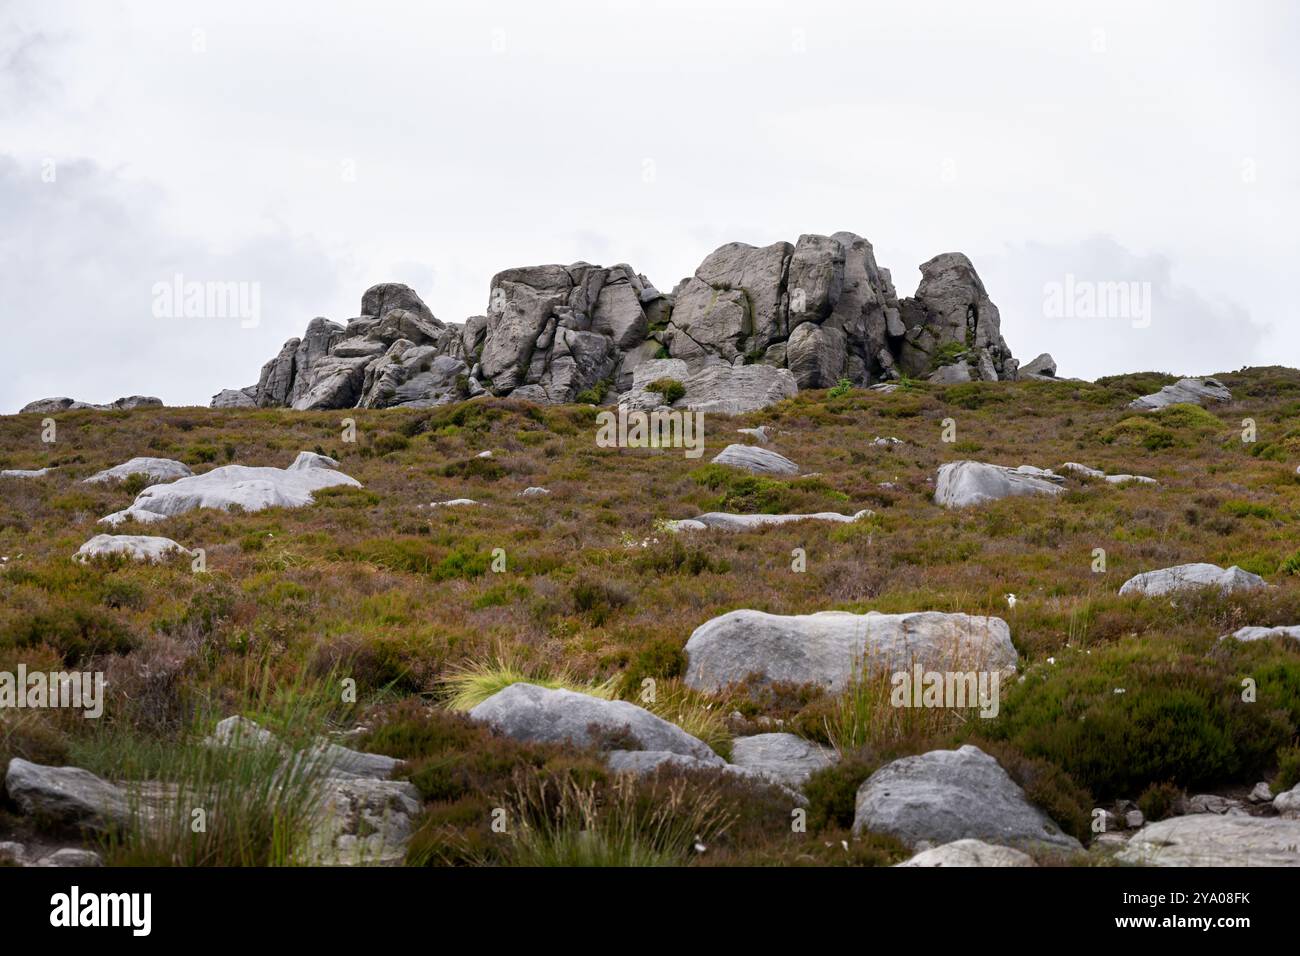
2 366 1300 866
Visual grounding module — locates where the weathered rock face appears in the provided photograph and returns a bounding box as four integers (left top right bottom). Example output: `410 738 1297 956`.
935 461 1065 508
683 610 1017 693
216 234 1034 412
896 253 1017 382
469 682 724 765
851 745 1082 852
1117 815 1300 866
1118 563 1268 597
1129 377 1232 410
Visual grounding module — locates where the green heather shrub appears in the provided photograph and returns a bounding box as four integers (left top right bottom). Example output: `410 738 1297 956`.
1137 781 1183 822
828 378 853 399
645 378 686 404
1273 742 1300 794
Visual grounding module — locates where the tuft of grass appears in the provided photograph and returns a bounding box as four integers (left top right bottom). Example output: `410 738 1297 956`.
439 654 618 711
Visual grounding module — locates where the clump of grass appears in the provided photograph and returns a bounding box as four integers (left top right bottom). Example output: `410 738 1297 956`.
638 679 732 760
644 378 685 404
439 654 617 711
1136 781 1183 822
499 767 734 867
1273 741 1300 795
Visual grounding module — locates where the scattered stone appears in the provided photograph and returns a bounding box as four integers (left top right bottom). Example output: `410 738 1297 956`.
1185 793 1245 815
210 387 258 408
1125 809 1145 829
934 460 1064 508
710 444 798 476
99 451 360 526
1018 353 1057 379
896 839 1037 867
1222 625 1300 644
851 745 1081 852
4 759 130 832
677 510 872 531
469 682 723 765
1128 377 1232 410
0 468 53 478
427 498 478 508
1119 563 1268 597
1249 781 1275 803
684 610 1017 693
728 733 836 788
35 848 104 867
518 487 550 497
1058 462 1155 484
1118 815 1300 866
1275 784 1300 818
871 436 903 446
74 534 191 563
83 457 193 484
737 426 770 443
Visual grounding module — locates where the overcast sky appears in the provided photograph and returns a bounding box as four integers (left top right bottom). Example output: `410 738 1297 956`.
1 0 1296 411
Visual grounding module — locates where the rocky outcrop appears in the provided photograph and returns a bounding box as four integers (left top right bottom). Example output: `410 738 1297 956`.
1057 462 1155 485
665 510 872 532
851 745 1082 852
99 451 360 526
1117 816 1300 866
934 461 1065 508
20 396 163 414
83 457 193 485
216 234 1038 413
468 682 723 765
1128 377 1232 410
683 610 1017 693
1118 563 1268 597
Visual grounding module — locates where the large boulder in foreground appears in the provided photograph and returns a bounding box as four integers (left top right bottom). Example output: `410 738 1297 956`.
1128 377 1232 410
3 759 130 832
83 457 193 484
1117 815 1300 866
99 451 359 526
935 461 1064 508
74 534 191 563
897 838 1037 867
683 610 1017 693
469 683 723 765
1119 562 1267 597
852 745 1082 852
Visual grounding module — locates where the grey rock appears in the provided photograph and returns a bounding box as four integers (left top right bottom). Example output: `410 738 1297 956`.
1275 784 1300 818
1118 815 1300 866
786 321 846 389
684 610 1017 693
0 841 27 865
897 838 1037 867
1129 377 1232 410
0 468 53 478
1249 781 1275 803
934 460 1065 508
1019 353 1057 378
4 759 130 832
83 457 193 485
1057 462 1155 485
74 534 191 563
305 776 422 866
897 253 1014 381
469 683 723 764
1222 625 1300 644
19 396 163 414
1186 793 1245 815
852 745 1081 852
99 451 359 526
210 387 257 408
711 444 798 476
681 364 797 416
360 282 437 325
1119 563 1267 597
35 848 104 867
928 362 973 384
682 510 872 531
1125 809 1145 829
728 733 836 788
737 426 770 443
